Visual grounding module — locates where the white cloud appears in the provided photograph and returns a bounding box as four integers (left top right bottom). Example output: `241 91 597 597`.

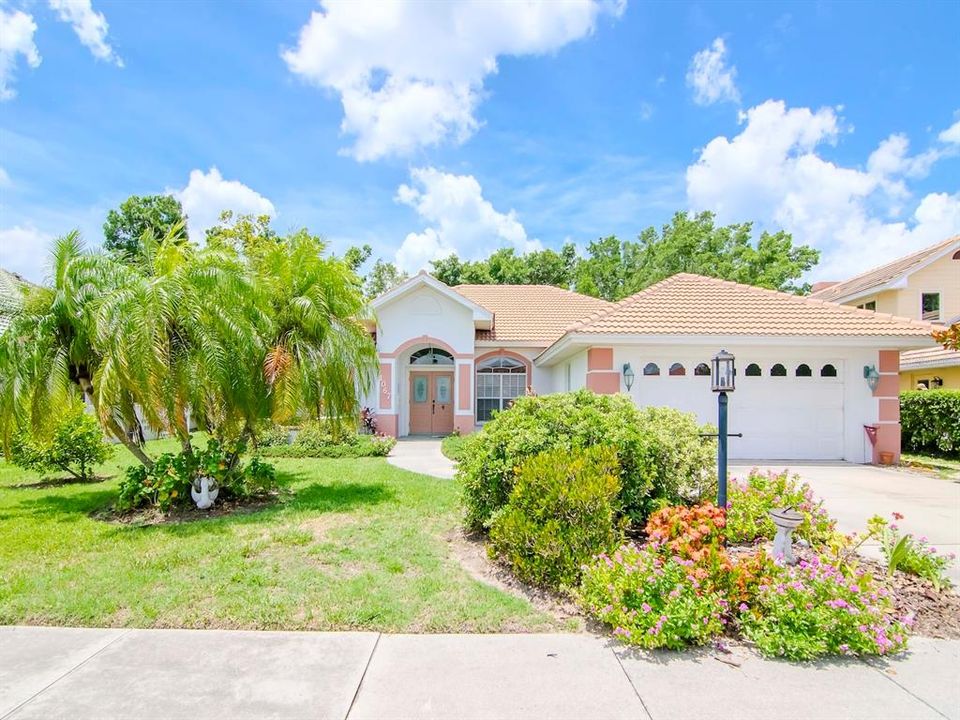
939 117 960 145
0 9 41 100
394 167 541 273
170 168 276 242
686 37 739 106
0 224 53 282
0 166 11 187
49 0 123 67
282 0 622 161
686 99 960 279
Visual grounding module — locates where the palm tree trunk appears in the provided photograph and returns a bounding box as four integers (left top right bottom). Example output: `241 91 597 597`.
79 376 155 470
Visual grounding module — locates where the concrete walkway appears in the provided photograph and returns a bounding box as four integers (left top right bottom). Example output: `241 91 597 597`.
1 626 956 719
387 438 456 479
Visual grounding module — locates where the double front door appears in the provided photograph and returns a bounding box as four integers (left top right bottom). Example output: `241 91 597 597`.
409 371 454 436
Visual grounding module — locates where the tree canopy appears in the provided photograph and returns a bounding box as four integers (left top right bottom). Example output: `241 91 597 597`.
391 212 819 301
103 194 189 260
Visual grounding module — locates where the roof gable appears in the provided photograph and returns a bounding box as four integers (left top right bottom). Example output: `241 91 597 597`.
809 235 960 303
371 271 493 327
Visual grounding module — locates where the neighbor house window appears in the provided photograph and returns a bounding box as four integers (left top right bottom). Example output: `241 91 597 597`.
745 363 761 377
669 363 686 376
410 347 454 365
770 363 787 377
921 293 941 322
856 300 877 311
476 356 526 423
643 362 660 376
694 363 711 376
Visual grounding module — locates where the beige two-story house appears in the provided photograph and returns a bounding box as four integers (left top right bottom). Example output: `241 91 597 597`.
810 235 960 390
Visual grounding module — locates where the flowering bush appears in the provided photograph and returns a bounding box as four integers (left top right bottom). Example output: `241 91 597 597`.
643 503 731 586
868 513 955 591
488 446 623 590
579 543 726 649
738 556 910 660
726 469 834 546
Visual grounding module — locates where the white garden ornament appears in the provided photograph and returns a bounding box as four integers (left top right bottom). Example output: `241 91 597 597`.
769 508 804 565
191 476 219 510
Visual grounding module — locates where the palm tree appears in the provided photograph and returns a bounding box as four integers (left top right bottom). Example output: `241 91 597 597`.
0 232 154 466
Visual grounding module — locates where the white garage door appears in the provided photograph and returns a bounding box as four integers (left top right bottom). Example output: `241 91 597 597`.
632 360 844 461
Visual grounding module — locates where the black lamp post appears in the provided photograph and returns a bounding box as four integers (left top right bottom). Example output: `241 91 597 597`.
711 350 736 507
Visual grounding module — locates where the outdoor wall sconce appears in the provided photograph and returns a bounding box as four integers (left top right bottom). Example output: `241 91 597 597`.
863 365 881 392
622 363 635 391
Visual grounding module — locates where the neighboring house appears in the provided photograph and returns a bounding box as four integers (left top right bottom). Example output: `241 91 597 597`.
809 235 960 391
0 267 34 334
365 271 937 464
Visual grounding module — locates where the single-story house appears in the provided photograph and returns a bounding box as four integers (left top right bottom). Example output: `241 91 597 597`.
364 271 939 464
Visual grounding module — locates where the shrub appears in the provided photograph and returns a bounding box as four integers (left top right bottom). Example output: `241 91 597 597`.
644 503 731 585
9 402 112 481
116 438 279 512
254 422 290 448
260 430 395 458
738 555 910 660
459 390 715 530
441 433 467 462
579 543 726 649
900 390 960 456
726 469 834 546
488 446 623 590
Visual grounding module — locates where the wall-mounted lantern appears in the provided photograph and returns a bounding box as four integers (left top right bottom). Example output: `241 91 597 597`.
623 363 635 391
863 365 881 392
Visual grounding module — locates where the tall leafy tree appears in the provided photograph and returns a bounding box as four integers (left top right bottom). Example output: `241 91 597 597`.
103 194 189 260
430 243 577 288
365 258 408 298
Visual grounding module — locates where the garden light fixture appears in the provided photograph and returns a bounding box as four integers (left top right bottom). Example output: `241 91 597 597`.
863 365 880 392
711 349 736 508
622 363 635 391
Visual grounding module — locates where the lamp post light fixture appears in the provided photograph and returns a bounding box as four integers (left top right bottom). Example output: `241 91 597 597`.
622 363 635 392
711 350 736 508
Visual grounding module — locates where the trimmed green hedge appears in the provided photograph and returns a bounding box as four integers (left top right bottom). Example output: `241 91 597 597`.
259 423 396 459
900 390 960 457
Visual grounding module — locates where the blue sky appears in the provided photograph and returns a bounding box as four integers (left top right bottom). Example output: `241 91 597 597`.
1 0 958 284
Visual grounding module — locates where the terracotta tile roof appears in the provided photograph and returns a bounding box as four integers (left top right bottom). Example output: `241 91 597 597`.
565 273 939 338
453 284 612 345
809 235 960 303
900 346 960 371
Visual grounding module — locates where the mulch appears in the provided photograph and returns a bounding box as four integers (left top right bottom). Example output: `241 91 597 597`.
94 492 282 526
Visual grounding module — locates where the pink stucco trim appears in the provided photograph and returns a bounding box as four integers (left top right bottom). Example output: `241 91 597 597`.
458 363 472 411
874 423 900 465
379 335 473 359
878 350 900 373
378 413 398 438
378 361 392 410
873 374 899 398
587 347 614 371
454 415 475 435
586 371 620 394
878 398 900 423
474 349 533 383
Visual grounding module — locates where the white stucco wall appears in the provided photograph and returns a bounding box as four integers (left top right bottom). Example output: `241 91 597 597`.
376 286 476 356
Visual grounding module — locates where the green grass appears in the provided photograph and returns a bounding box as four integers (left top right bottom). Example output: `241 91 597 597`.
900 451 960 480
441 434 468 462
0 438 558 632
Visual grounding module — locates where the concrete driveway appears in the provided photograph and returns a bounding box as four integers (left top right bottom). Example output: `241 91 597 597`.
731 462 960 584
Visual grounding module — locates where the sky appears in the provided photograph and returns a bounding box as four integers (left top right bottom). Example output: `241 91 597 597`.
1 0 959 285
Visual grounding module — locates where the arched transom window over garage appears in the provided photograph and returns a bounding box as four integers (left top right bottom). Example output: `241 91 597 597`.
476 356 526 422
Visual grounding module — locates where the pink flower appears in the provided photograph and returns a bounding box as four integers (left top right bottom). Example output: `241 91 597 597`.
738 603 749 612
641 603 652 613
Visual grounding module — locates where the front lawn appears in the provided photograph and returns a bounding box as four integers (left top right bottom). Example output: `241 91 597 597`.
0 439 557 632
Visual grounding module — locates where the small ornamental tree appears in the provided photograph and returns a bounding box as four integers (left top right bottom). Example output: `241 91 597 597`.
10 401 112 481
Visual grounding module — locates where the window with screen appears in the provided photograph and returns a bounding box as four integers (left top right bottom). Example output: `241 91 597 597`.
476 356 527 422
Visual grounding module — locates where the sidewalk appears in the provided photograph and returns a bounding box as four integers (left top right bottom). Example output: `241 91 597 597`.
2 626 956 719
386 438 456 479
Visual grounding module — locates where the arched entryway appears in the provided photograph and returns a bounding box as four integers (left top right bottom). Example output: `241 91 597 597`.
407 346 456 435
